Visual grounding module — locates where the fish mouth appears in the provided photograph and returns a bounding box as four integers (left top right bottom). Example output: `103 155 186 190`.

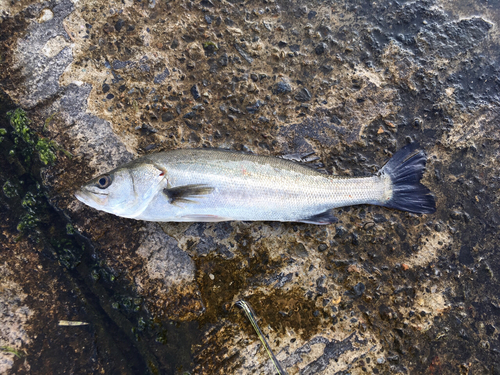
75 188 108 207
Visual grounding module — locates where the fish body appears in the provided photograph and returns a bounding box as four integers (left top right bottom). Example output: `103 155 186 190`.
75 144 435 224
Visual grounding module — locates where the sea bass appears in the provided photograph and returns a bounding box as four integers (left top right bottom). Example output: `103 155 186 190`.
75 143 435 224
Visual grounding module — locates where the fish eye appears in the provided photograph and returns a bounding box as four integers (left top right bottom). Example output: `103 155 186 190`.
96 174 112 189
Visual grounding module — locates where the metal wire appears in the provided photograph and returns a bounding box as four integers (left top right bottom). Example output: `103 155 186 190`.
235 300 288 375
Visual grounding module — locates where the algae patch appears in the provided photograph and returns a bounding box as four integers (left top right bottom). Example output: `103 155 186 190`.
194 241 323 341
6 108 68 166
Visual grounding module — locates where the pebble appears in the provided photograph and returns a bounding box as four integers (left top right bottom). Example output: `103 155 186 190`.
234 43 253 64
38 8 54 23
161 112 174 122
318 243 328 252
138 123 157 135
273 79 292 95
308 10 317 19
289 243 308 258
294 88 312 102
353 282 366 296
315 42 327 55
153 68 170 85
115 19 124 32
246 100 263 114
191 84 201 100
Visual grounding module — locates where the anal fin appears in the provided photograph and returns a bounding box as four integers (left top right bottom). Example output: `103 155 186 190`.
163 184 214 204
299 210 338 225
177 214 229 222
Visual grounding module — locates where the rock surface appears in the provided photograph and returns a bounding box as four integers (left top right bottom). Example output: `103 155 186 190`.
1 0 500 374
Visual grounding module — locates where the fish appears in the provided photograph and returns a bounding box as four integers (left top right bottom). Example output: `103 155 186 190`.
75 143 436 224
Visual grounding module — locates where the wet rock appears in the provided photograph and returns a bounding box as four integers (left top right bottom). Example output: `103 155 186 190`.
137 229 194 283
417 18 492 59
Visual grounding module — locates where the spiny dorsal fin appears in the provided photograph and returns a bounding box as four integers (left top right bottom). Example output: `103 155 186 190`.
163 184 214 204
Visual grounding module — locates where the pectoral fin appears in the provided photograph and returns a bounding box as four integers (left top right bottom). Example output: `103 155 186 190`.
163 184 214 204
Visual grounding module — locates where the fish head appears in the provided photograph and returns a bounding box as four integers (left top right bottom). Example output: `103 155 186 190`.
75 160 167 218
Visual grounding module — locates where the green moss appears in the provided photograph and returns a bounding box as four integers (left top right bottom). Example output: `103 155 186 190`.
137 317 146 331
66 223 75 235
6 108 69 166
2 180 18 198
202 41 218 50
91 269 101 281
36 138 57 165
8 108 33 146
0 127 6 143
17 212 38 233
21 191 36 208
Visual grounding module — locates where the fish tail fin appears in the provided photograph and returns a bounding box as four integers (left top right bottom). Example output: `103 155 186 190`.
378 143 436 214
